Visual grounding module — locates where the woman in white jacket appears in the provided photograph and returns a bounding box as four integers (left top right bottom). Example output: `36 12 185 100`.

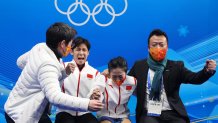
4 22 103 123
90 56 137 123
55 37 102 123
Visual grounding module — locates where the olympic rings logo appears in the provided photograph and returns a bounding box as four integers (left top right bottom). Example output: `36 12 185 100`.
54 0 128 27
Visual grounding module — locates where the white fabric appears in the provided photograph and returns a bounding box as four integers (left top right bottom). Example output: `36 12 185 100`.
57 60 100 116
95 75 137 118
4 43 90 123
145 69 172 111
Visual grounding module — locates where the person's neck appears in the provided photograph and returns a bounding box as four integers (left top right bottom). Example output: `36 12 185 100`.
47 44 61 61
52 48 62 61
77 64 85 71
53 50 61 61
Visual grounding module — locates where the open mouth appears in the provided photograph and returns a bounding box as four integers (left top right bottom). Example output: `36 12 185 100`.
78 57 85 60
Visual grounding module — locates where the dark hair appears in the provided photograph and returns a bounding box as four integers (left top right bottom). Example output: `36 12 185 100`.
46 22 77 49
71 36 91 51
108 56 128 73
148 29 168 45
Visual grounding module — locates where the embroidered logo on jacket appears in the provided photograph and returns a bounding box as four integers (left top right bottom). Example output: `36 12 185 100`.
126 86 132 90
87 74 93 79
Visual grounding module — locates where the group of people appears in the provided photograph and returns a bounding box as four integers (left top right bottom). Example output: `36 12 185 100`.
4 22 216 123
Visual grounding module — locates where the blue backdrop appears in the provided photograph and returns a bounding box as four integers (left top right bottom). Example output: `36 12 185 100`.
0 0 218 122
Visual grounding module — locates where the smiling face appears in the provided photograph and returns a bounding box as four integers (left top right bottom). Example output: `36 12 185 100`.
71 43 89 65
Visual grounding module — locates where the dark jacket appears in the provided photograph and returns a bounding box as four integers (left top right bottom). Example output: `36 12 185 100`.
128 59 215 123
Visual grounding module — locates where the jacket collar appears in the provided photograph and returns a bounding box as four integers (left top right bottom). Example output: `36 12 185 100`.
71 60 89 72
40 43 63 67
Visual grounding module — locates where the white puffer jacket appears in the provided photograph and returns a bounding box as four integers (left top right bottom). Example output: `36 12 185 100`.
4 43 90 123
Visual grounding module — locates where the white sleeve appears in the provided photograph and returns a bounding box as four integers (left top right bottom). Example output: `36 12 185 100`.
95 73 106 92
132 77 137 96
87 73 106 103
17 51 30 69
38 62 90 111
